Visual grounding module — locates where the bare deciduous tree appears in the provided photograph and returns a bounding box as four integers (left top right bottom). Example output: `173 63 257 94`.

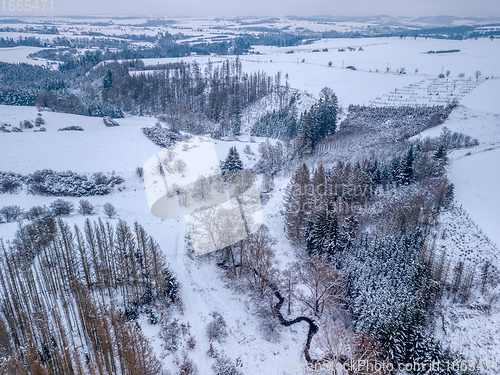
293 255 344 317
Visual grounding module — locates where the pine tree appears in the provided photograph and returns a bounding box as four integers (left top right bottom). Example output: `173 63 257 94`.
317 87 339 137
306 211 340 257
340 215 358 250
299 109 318 152
283 163 311 245
305 220 317 255
400 145 416 185
223 146 243 173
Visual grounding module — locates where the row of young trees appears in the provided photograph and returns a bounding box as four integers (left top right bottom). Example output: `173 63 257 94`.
0 200 117 223
0 217 178 374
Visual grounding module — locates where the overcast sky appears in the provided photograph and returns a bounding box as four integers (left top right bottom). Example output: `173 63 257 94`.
17 0 500 18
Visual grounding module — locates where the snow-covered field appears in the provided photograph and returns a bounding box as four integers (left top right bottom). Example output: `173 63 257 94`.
0 104 303 374
418 79 500 249
0 46 48 65
126 37 500 107
414 78 500 373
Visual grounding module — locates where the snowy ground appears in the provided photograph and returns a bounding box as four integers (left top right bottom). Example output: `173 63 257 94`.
415 78 500 374
0 104 306 374
418 79 500 249
0 46 49 65
125 37 500 107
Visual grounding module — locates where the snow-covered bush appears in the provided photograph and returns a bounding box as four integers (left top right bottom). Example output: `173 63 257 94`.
0 171 23 194
103 202 116 218
179 357 197 375
206 311 228 343
58 125 84 131
20 120 33 129
212 355 242 375
141 126 190 148
35 115 45 127
103 116 119 127
0 123 11 133
50 199 74 216
78 199 95 215
24 205 52 221
0 205 24 222
26 169 123 196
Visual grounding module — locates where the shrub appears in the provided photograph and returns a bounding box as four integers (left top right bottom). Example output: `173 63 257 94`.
78 199 95 215
179 358 196 375
0 205 24 222
35 115 45 127
103 202 116 218
50 199 74 216
58 126 83 131
136 167 144 178
141 126 190 148
123 305 139 321
24 205 52 221
0 172 23 194
212 355 242 375
206 311 228 343
103 116 119 127
21 120 33 129
26 169 122 196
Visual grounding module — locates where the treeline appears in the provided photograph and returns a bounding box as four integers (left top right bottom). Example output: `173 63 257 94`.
0 218 178 374
0 62 66 106
0 36 48 48
0 26 59 35
0 199 118 224
0 45 300 125
283 139 452 249
96 59 274 135
0 56 277 123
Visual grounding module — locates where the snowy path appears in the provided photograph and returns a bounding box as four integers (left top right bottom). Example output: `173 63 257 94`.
171 220 210 374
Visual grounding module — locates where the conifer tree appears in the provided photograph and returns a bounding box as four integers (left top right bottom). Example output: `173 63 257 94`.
223 146 243 173
283 163 311 245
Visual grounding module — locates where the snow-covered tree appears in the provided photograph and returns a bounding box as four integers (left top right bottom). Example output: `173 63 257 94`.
223 146 243 174
283 163 311 245
50 199 74 216
103 202 116 218
78 199 95 215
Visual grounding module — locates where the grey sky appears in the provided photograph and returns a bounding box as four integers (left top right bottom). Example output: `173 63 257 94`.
24 0 500 18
